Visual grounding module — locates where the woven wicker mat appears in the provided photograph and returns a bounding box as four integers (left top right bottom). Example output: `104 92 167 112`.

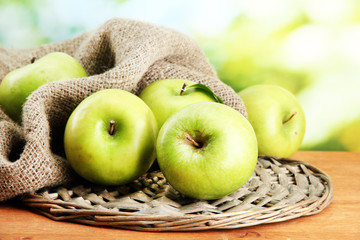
22 156 333 231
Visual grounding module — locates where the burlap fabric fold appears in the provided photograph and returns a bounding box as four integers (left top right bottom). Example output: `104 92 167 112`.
0 18 247 201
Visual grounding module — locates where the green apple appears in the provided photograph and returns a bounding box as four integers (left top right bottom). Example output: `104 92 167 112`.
238 84 306 157
156 102 258 200
64 89 158 185
0 52 88 123
139 79 220 129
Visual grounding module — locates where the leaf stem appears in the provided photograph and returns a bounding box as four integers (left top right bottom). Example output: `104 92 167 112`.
180 83 187 96
109 120 115 135
283 112 297 124
185 134 201 148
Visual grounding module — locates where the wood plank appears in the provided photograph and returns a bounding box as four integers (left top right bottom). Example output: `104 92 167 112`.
1 151 359 239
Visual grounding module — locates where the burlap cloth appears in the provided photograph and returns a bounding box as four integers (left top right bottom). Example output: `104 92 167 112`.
0 18 247 202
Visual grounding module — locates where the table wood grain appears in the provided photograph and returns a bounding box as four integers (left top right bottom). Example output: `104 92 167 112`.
1 151 359 240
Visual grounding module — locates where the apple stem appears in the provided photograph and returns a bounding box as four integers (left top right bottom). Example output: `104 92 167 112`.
185 134 201 148
31 57 36 64
283 112 297 124
109 120 115 135
180 83 187 96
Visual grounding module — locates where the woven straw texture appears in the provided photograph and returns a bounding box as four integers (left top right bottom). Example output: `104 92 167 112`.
0 18 246 201
23 156 333 232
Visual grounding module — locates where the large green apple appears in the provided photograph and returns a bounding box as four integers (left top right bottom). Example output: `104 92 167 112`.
238 84 306 157
64 89 158 185
0 52 88 123
156 102 258 200
139 79 220 129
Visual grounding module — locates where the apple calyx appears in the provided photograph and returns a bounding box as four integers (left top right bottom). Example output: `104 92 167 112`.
283 112 297 125
31 57 36 64
108 120 116 135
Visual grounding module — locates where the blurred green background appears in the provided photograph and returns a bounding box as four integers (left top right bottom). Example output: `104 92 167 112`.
1 0 359 152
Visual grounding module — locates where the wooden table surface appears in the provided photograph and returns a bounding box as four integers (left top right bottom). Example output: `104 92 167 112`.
1 151 359 240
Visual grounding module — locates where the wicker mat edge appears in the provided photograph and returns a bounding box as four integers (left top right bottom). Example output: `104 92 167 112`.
22 156 334 232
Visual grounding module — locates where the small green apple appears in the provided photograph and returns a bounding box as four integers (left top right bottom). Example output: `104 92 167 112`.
139 79 221 129
156 102 258 200
238 84 306 157
0 52 88 123
64 89 158 185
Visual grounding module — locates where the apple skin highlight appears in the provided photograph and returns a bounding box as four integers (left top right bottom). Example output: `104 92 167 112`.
156 102 258 200
140 79 218 129
238 84 306 158
64 89 158 186
0 52 88 123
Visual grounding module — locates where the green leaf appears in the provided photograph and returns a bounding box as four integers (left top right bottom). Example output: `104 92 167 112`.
182 83 224 104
